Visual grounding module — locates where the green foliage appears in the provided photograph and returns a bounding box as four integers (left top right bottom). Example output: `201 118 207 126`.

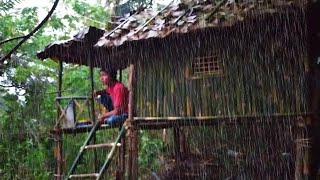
116 0 153 16
0 0 171 178
0 0 21 15
129 0 153 9
139 131 165 176
69 0 110 28
49 14 65 30
0 0 109 178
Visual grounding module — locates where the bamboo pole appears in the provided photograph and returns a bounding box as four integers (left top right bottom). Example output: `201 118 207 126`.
57 60 63 121
54 127 63 180
127 64 138 179
116 133 125 180
117 66 125 180
117 91 126 180
294 121 308 180
55 60 63 180
294 1 320 179
88 52 98 173
173 127 181 161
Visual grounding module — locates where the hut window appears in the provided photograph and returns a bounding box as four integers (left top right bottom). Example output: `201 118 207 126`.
190 55 223 78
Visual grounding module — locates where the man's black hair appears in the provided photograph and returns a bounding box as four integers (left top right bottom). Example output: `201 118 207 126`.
100 66 117 81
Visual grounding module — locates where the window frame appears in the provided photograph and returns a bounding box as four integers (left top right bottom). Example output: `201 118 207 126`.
185 54 224 80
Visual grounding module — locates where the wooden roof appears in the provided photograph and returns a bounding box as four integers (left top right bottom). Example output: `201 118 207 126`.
37 1 304 69
37 26 105 66
95 0 299 47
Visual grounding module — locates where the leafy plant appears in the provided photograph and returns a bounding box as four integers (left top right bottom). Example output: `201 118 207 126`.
0 0 21 15
139 131 165 177
0 1 110 178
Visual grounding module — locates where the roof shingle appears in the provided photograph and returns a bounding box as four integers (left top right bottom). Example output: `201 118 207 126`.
95 1 291 47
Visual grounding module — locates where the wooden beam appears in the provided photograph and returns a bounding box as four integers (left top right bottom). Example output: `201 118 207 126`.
54 113 314 134
127 64 138 179
134 113 313 130
52 124 115 134
134 113 313 121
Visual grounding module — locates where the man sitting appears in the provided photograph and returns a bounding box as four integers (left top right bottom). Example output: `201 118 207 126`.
94 67 129 125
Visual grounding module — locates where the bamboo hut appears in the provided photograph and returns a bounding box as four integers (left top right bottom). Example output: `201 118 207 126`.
37 0 320 179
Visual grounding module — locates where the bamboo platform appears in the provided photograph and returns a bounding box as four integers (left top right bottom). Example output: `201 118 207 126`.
135 112 313 129
50 112 313 134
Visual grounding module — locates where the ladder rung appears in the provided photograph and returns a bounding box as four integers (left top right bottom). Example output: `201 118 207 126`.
69 173 99 178
53 174 63 178
85 143 121 150
101 124 110 128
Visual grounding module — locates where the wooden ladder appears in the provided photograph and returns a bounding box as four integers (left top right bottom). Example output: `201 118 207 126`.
65 122 126 179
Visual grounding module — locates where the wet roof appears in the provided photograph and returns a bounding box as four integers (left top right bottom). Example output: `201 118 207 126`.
37 0 301 68
95 0 295 47
37 26 105 65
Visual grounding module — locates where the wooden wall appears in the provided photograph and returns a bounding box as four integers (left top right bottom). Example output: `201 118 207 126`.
134 6 309 117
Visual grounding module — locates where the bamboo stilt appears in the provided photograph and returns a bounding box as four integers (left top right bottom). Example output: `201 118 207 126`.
295 122 308 180
117 95 125 180
88 52 97 173
173 127 181 161
128 64 138 179
55 60 63 180
116 130 126 180
297 1 320 178
54 127 63 180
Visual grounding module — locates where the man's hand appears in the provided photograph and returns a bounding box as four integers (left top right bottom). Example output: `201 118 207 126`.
97 113 106 124
93 89 104 98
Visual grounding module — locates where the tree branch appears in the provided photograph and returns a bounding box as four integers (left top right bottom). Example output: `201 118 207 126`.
0 35 27 46
0 83 75 95
0 0 60 63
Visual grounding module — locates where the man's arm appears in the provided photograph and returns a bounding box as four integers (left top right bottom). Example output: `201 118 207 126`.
98 108 120 122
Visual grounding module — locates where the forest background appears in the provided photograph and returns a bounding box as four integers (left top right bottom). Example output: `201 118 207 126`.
0 0 168 178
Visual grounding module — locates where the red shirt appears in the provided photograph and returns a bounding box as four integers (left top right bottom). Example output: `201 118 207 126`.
106 82 129 113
